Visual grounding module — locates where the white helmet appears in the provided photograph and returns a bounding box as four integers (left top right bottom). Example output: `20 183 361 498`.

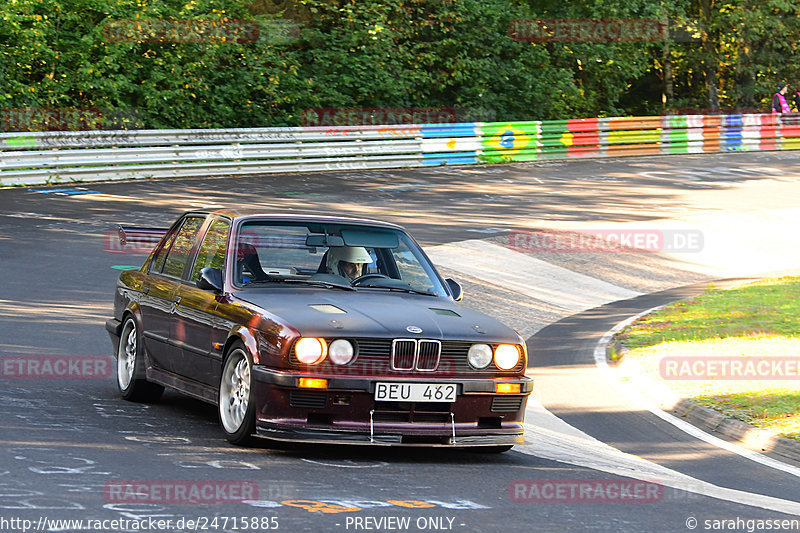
327 246 371 276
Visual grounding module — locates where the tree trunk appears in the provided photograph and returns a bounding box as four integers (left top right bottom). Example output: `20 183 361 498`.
699 0 719 111
663 39 674 110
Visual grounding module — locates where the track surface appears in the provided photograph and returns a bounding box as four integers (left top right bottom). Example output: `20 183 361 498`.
1 152 800 532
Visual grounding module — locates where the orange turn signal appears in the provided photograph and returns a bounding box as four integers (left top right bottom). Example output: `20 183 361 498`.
298 378 328 389
495 383 520 394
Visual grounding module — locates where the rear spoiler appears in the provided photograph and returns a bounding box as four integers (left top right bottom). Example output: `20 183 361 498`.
117 225 168 246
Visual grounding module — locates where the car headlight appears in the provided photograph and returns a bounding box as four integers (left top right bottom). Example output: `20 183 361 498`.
328 339 355 365
467 343 493 369
295 337 327 364
494 344 520 370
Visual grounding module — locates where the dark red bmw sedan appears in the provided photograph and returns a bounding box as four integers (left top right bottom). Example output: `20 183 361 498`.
106 210 533 451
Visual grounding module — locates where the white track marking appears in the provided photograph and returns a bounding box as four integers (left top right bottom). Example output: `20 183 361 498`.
518 399 800 516
594 307 800 479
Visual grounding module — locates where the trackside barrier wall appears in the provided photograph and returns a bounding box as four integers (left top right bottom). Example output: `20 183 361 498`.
2 114 800 186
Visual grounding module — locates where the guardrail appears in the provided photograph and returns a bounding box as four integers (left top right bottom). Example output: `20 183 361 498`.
2 114 799 186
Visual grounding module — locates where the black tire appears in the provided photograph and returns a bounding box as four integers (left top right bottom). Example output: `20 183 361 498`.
116 316 164 403
218 343 256 446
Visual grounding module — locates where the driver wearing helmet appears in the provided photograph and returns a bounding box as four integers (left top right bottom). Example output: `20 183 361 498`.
326 246 372 281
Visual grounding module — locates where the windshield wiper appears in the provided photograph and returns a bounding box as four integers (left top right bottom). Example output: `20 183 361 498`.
243 278 355 291
369 286 438 297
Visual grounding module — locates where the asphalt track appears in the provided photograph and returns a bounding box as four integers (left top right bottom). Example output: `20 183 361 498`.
1 151 800 532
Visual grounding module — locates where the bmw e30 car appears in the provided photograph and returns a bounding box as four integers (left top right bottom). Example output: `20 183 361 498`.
106 210 533 451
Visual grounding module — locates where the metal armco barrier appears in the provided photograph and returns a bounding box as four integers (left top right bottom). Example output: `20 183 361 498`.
2 114 799 186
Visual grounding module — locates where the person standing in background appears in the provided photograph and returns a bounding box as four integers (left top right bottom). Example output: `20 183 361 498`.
773 83 791 113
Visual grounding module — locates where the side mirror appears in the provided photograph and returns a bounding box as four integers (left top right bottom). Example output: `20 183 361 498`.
445 278 463 302
197 267 223 292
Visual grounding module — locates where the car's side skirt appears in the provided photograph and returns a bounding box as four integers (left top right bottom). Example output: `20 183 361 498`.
147 367 218 405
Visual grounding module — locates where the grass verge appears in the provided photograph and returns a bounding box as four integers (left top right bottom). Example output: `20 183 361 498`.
613 276 800 441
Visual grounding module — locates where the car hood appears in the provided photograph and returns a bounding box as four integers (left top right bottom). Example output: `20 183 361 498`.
235 288 519 342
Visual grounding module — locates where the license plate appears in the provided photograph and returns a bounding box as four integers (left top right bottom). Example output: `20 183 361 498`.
374 382 457 402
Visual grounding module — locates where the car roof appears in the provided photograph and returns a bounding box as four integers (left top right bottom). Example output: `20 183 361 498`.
188 208 406 231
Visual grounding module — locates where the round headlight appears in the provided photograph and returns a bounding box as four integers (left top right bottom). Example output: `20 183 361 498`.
295 337 327 365
328 339 355 365
467 343 493 369
494 344 520 370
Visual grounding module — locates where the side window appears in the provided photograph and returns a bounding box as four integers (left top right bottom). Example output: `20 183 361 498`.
161 217 205 278
150 231 177 274
190 218 231 282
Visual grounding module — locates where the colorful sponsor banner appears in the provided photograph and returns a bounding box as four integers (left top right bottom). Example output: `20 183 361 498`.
421 153 479 165
755 114 780 150
605 116 662 131
479 122 540 162
420 123 479 138
564 118 600 156
701 115 721 152
421 137 482 153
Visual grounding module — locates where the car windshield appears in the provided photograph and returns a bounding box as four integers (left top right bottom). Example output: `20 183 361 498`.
232 221 448 297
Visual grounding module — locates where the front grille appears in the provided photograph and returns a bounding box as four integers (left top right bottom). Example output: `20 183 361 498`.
390 339 442 371
491 396 523 412
416 340 441 371
391 340 416 370
290 391 327 409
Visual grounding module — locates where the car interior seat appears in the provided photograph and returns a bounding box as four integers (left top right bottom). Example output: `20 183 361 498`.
237 242 270 282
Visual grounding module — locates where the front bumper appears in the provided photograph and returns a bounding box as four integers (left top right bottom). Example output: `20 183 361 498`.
252 366 533 446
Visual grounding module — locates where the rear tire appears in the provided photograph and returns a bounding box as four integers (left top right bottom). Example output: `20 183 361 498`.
116 317 164 403
219 343 256 446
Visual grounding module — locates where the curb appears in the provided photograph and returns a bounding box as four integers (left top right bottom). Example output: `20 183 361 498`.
605 308 800 465
663 397 800 463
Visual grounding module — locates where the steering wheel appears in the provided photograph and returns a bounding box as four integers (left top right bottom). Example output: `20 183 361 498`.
351 273 390 286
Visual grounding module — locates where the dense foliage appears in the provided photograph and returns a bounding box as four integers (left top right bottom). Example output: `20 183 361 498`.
2 0 800 129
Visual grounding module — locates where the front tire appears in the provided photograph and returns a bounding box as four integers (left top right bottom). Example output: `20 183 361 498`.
219 344 256 446
116 317 164 402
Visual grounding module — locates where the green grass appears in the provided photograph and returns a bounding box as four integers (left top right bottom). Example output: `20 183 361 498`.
614 276 800 441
